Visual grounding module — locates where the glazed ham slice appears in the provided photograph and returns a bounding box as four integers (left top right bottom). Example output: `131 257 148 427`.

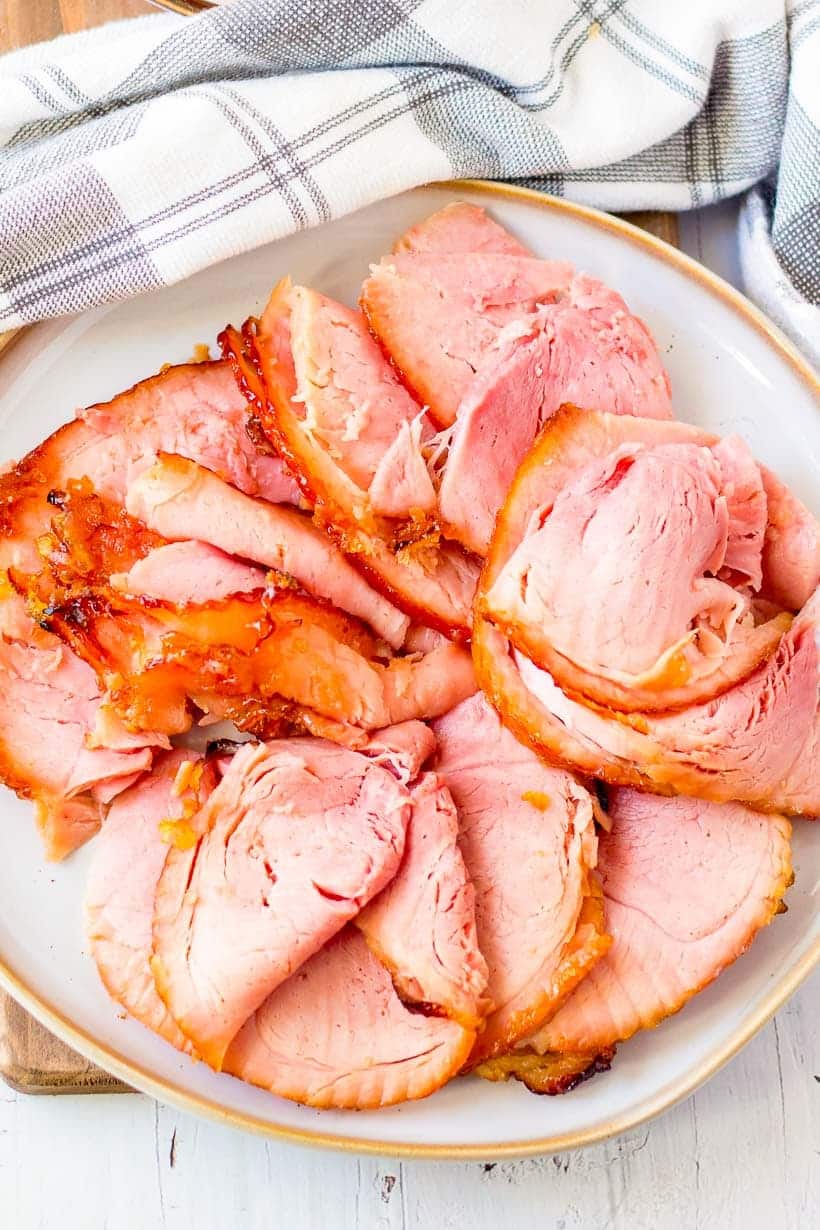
473 591 819 816
478 789 792 1092
112 541 264 605
361 251 574 427
432 693 608 1064
76 360 300 507
85 749 217 1051
0 441 167 857
484 435 787 712
44 582 476 738
439 277 674 554
357 771 489 1028
126 454 410 648
0 638 167 859
224 926 473 1109
226 281 434 540
226 281 480 637
151 737 412 1068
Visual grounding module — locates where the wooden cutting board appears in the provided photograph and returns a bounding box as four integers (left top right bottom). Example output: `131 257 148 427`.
0 0 680 1098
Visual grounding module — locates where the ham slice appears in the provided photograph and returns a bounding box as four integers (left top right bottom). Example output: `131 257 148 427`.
77 360 299 507
44 582 476 738
477 789 792 1091
151 737 412 1068
225 282 479 637
759 466 820 610
484 435 787 712
224 926 473 1109
489 404 817 610
432 693 609 1064
126 454 410 648
473 591 819 816
85 748 218 1051
361 252 574 427
112 541 264 605
227 281 434 540
439 278 674 554
0 639 166 859
357 771 489 1028
0 441 167 858
393 202 531 257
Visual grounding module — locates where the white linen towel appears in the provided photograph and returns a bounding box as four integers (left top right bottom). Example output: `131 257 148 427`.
1 0 817 362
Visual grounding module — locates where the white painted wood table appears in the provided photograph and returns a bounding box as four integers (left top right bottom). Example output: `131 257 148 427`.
0 201 818 1230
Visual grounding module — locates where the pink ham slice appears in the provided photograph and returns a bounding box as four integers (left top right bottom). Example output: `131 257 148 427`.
484 436 786 712
487 404 816 611
151 737 413 1069
224 926 474 1109
126 454 410 648
231 280 480 638
228 281 435 539
759 466 820 610
111 541 265 605
394 202 531 257
0 636 168 860
357 771 489 1028
478 788 792 1091
472 589 819 816
85 749 218 1051
361 252 574 428
77 360 299 507
439 277 674 555
431 693 609 1064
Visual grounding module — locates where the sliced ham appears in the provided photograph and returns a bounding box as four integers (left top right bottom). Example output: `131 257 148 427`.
473 591 819 816
759 465 820 610
227 283 480 637
439 278 674 554
479 789 792 1092
361 252 574 427
45 578 476 738
224 926 473 1109
393 202 531 257
126 454 410 648
77 360 299 506
357 771 489 1028
0 430 167 856
431 693 608 1064
151 737 412 1068
228 281 434 540
487 403 816 610
484 436 787 712
0 635 167 860
85 749 217 1051
112 541 265 605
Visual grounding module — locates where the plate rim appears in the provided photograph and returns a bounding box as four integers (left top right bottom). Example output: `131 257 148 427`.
0 178 817 1160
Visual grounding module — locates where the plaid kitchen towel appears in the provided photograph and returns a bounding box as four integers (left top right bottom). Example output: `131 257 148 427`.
0 0 818 363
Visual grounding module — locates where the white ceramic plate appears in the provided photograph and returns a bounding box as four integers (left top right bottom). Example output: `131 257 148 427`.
0 183 817 1159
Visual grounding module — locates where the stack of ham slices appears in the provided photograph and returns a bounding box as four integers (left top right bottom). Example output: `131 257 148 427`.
1 203 816 1109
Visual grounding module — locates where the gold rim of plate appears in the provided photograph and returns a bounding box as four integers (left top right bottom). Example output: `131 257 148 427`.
0 180 817 1159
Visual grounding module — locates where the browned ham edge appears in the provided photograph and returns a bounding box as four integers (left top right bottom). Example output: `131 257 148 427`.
479 789 792 1091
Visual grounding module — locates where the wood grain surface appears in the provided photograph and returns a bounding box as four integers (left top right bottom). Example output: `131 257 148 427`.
0 0 682 1099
